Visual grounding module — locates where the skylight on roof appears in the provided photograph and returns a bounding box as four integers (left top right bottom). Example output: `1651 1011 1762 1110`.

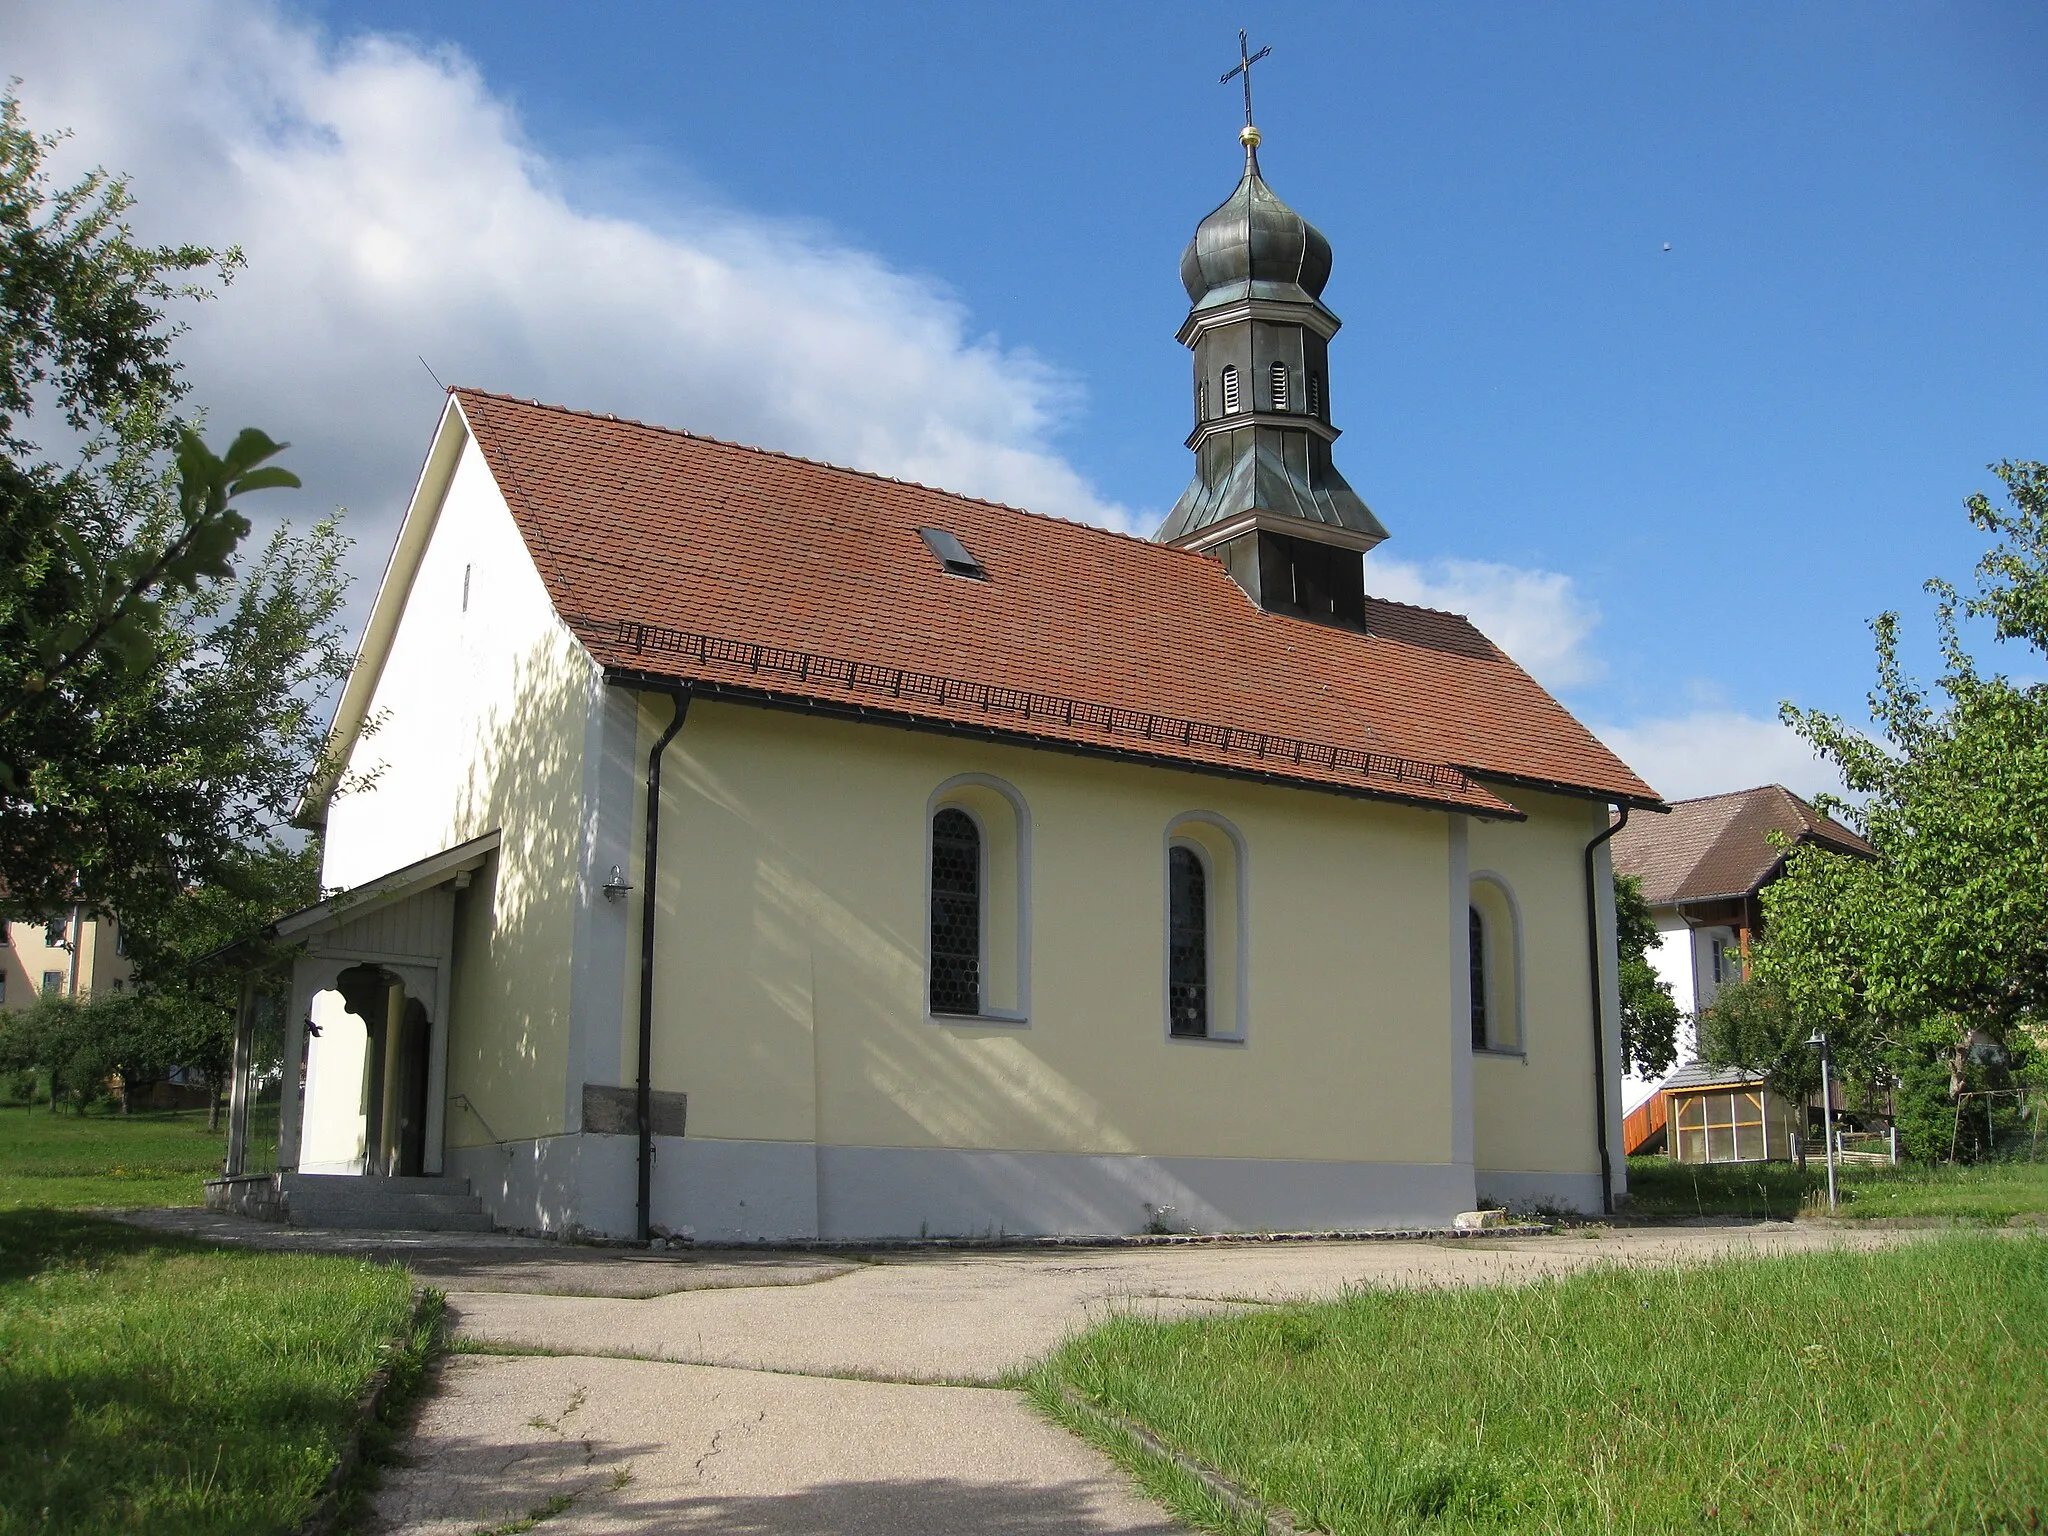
917 526 987 581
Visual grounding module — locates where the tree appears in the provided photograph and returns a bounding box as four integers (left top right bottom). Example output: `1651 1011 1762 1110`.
1754 460 2048 1160
138 837 321 1126
1615 872 1683 1078
1696 974 1821 1168
0 93 350 948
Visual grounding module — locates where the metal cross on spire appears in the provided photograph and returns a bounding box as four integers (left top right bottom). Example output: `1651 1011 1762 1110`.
1220 30 1271 131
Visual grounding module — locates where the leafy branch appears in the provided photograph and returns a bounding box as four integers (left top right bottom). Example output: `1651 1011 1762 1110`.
5 427 297 733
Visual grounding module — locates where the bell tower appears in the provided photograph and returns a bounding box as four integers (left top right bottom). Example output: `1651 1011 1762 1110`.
1155 44 1387 630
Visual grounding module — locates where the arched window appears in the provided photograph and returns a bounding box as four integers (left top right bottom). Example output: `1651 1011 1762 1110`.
1269 361 1289 412
1167 844 1209 1037
1221 364 1241 414
929 807 982 1015
1307 372 1322 420
1468 875 1522 1053
1469 906 1490 1051
928 777 1031 1023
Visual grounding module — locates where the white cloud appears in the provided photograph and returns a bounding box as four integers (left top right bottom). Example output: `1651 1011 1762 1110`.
0 0 1138 595
1368 555 1603 692
1592 710 1845 803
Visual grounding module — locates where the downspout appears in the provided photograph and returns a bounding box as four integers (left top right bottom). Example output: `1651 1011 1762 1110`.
635 688 692 1243
1583 806 1629 1216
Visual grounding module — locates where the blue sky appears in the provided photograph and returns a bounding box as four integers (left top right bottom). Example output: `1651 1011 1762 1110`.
7 1 2044 798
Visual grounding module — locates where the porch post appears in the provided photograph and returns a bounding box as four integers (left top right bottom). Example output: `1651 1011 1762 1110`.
424 885 458 1176
223 975 258 1177
276 957 322 1173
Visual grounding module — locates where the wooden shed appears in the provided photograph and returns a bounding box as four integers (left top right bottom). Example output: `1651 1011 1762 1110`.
1658 1061 1804 1164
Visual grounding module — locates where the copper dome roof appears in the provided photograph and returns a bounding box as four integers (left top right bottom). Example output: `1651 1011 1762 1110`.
1179 148 1334 311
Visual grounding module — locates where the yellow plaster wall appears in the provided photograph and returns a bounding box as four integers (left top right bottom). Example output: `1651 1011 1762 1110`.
1468 789 1608 1177
631 700 1458 1165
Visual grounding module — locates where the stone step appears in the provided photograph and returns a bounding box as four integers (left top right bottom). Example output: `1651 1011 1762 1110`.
287 1193 487 1220
276 1173 497 1232
278 1179 468 1204
288 1207 500 1232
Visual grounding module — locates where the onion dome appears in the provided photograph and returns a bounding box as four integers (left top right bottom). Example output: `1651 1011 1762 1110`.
1179 129 1333 311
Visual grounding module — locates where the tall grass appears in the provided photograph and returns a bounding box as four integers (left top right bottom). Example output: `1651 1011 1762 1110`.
1625 1154 2048 1224
0 1211 418 1533
1033 1235 2048 1534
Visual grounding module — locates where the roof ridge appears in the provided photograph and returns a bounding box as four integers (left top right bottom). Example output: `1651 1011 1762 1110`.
451 385 1202 564
1660 785 1778 808
1363 592 1490 628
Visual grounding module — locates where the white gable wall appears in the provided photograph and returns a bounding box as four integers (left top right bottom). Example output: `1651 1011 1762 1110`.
1622 914 1708 1111
323 433 577 888
318 425 610 1153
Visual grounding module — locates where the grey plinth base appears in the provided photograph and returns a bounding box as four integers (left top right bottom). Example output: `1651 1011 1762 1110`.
204 1173 289 1222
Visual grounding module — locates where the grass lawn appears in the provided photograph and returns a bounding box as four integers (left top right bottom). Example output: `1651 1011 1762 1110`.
1032 1234 2048 1535
0 1209 427 1534
1624 1153 2048 1223
0 1102 277 1210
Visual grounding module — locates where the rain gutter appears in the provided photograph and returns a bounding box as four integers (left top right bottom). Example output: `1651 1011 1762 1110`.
1584 807 1629 1216
632 686 691 1243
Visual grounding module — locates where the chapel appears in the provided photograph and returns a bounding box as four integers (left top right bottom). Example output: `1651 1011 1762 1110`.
212 107 1662 1239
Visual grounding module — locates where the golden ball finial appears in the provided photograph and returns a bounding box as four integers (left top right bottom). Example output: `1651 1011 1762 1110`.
1240 123 1262 148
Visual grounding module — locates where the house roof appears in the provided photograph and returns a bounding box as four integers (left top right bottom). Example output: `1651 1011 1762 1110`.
1610 784 1874 907
447 389 1661 819
1660 1060 1770 1093
272 830 502 943
205 830 502 963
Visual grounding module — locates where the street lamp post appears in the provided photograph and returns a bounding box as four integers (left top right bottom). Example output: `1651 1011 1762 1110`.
1807 1029 1838 1213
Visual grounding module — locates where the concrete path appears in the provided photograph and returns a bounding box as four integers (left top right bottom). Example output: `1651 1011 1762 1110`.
379 1354 1181 1535
125 1212 1925 1532
441 1223 1910 1385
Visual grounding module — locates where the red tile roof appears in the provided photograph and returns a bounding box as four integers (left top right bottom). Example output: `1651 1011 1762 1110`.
1611 785 1874 906
455 390 1661 818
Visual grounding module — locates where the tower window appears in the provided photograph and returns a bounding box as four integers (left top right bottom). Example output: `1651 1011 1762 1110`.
1168 844 1209 1038
1270 362 1289 412
1307 372 1322 420
929 807 982 1015
1221 365 1240 415
1198 378 1208 419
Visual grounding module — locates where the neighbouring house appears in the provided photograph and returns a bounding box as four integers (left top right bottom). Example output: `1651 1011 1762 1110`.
215 119 1664 1238
1612 784 1873 1161
1 911 133 1013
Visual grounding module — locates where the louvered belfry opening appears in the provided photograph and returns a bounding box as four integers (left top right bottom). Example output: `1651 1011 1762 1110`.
1168 845 1209 1037
1269 361 1289 412
1221 364 1240 414
929 808 982 1014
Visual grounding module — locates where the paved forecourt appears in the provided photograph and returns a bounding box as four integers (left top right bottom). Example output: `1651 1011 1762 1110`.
438 1222 1912 1385
127 1213 1919 1533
